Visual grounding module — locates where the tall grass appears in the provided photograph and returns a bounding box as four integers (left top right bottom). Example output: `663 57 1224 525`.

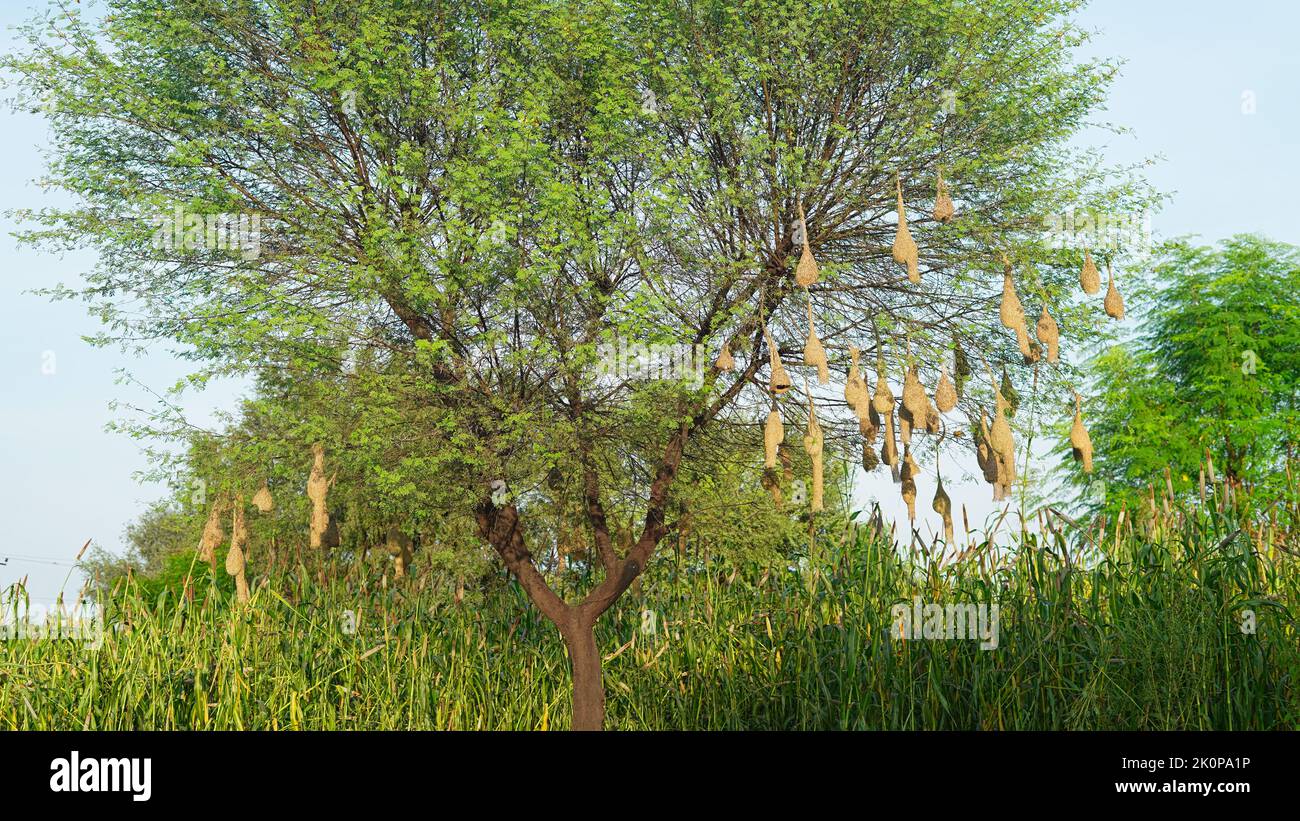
2 494 1297 730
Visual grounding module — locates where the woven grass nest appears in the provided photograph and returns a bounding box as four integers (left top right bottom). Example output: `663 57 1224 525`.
794 203 819 288
892 178 920 284
933 169 955 223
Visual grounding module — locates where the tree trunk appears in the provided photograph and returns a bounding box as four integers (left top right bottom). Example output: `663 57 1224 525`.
563 617 605 730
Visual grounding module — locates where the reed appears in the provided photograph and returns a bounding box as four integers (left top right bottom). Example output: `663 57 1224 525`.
4 460 1296 731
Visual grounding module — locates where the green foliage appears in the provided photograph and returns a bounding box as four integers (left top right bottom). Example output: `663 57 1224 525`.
3 0 1149 525
6 512 1297 729
1061 235 1300 517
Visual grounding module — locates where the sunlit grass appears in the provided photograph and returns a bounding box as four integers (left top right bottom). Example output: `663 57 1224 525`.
2 501 1297 730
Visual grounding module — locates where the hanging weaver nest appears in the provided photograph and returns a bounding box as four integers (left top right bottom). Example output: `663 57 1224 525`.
714 340 735 372
802 387 825 513
976 411 1001 490
859 410 879 445
763 408 783 469
1026 340 1045 366
794 203 820 287
1070 390 1094 473
844 345 869 419
899 446 918 520
386 525 415 579
871 349 894 415
935 365 958 413
859 414 880 471
1104 261 1125 320
933 168 955 223
901 363 931 431
199 497 226 570
897 358 914 444
1036 305 1060 364
307 443 333 550
761 468 783 508
954 335 972 398
252 482 274 513
802 296 829 384
875 350 900 480
780 442 793 483
881 408 900 479
1000 259 1032 360
1000 367 1020 418
892 178 920 284
861 437 879 473
1080 248 1100 295
764 322 791 395
225 495 249 603
932 475 954 545
989 382 1017 500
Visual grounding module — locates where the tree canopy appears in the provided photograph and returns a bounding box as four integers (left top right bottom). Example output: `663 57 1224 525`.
5 0 1150 728
1061 235 1300 515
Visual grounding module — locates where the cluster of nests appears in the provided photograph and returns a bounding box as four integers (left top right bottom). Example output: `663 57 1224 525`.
197 442 427 599
720 171 1112 540
198 480 276 604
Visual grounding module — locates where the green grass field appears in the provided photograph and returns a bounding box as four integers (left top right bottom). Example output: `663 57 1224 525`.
3 500 1296 731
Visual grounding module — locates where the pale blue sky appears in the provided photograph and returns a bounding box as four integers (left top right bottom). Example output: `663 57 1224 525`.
2 0 1297 603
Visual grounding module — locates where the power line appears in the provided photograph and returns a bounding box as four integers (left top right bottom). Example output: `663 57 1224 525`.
0 554 81 567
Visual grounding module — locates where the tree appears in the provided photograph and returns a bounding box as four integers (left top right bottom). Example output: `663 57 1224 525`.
8 0 1136 728
1060 235 1300 517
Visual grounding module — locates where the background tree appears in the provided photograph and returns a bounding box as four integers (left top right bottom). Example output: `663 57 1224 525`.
1059 235 1300 523
7 0 1143 728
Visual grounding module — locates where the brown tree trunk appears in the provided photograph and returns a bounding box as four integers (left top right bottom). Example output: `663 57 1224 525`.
562 616 604 730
